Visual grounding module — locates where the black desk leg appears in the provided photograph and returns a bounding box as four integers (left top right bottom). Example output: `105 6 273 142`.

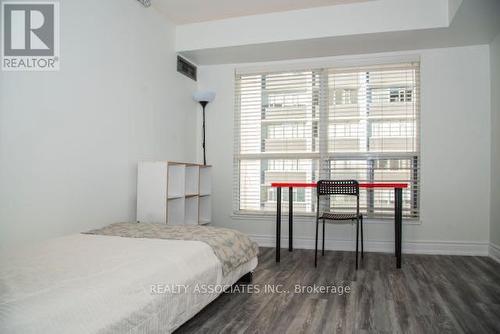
289 187 293 252
394 210 397 257
276 187 282 262
395 188 403 268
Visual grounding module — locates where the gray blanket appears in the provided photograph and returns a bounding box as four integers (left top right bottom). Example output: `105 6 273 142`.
84 222 259 276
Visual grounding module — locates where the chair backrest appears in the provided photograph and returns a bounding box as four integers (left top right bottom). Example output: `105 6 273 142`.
317 180 359 197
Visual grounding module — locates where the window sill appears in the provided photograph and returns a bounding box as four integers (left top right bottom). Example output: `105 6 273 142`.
231 212 421 225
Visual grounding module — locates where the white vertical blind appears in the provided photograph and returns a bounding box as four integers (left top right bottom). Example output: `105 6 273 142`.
234 62 420 219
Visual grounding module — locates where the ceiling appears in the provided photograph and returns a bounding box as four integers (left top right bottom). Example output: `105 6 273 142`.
153 0 373 24
178 0 500 65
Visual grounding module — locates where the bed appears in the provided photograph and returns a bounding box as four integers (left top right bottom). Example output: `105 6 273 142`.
0 223 259 333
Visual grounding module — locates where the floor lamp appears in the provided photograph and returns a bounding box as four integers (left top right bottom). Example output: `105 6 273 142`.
193 91 216 165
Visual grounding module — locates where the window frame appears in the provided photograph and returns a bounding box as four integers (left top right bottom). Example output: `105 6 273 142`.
234 61 420 220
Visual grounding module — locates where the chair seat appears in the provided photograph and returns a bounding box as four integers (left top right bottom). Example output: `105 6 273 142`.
320 212 362 220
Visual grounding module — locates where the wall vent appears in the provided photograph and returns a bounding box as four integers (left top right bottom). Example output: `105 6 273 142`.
177 56 197 81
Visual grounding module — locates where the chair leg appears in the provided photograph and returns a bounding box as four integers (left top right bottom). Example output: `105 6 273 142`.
361 216 364 259
355 218 359 270
315 216 319 267
322 219 325 256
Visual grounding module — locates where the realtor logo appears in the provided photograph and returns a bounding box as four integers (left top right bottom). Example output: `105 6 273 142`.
2 1 60 71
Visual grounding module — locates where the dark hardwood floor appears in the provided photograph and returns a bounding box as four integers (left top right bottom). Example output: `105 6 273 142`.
176 248 500 334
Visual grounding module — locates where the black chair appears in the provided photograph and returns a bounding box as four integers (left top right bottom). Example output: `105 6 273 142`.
315 180 364 269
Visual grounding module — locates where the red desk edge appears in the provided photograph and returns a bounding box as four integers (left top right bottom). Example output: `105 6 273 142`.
271 182 408 188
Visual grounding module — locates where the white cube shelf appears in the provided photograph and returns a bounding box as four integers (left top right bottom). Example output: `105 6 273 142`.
137 161 211 225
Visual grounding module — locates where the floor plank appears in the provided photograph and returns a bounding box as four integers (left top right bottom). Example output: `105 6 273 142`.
176 248 500 334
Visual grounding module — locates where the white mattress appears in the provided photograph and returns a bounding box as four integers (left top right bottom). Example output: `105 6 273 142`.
0 233 258 334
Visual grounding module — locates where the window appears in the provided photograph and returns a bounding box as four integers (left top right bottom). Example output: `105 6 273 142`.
334 89 358 105
390 88 413 102
234 63 420 219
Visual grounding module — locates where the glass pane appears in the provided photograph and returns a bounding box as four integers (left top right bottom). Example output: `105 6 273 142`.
328 67 418 154
239 72 320 154
239 159 319 213
328 158 418 218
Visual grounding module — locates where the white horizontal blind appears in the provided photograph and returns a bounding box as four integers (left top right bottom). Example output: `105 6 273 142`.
234 62 420 219
325 64 420 218
234 71 322 213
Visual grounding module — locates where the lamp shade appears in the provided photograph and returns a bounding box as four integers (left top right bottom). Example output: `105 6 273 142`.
193 90 216 103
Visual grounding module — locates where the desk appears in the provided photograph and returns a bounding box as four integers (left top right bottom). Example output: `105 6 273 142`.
271 182 408 268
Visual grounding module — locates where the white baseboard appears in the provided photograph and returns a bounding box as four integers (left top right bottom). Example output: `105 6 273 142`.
250 234 489 256
489 243 500 263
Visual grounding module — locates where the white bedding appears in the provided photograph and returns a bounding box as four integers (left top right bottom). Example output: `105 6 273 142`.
0 234 257 334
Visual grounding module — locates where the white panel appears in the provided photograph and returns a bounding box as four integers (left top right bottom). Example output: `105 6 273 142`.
199 166 212 195
185 165 200 195
167 198 185 225
137 162 167 223
185 196 199 225
168 164 186 198
199 195 212 225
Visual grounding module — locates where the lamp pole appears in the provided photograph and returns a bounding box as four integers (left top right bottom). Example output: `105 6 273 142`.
193 90 215 166
200 101 208 165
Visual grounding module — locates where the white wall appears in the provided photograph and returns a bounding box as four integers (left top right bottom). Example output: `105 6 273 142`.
197 45 491 254
0 0 197 247
490 33 500 250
